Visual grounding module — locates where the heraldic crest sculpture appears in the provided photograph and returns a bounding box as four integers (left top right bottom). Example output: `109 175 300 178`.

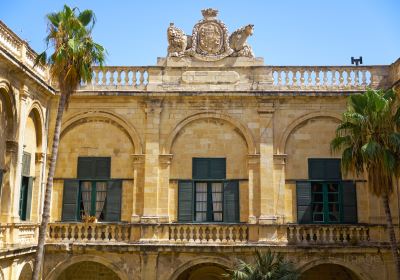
167 8 254 61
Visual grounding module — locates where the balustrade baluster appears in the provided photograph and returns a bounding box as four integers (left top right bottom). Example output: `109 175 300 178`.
101 71 107 85
307 70 313 86
139 70 145 87
315 70 321 86
354 70 359 86
361 70 367 86
293 71 298 86
189 226 194 242
347 71 352 86
285 71 290 86
323 70 328 87
116 70 122 86
110 225 116 242
195 227 201 243
228 227 234 243
339 71 345 87
300 70 305 87
109 71 115 85
332 70 337 86
221 227 227 243
278 71 282 86
241 226 247 243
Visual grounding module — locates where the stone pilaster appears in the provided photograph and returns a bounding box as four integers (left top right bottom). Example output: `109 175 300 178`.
273 154 287 224
158 154 173 222
131 154 145 222
10 84 29 222
142 99 163 223
257 107 276 224
247 154 260 224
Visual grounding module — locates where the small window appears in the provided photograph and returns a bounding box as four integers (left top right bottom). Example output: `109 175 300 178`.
308 158 341 180
77 157 111 179
193 158 226 179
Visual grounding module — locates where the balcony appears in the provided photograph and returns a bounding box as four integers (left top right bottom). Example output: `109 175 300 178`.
46 222 392 247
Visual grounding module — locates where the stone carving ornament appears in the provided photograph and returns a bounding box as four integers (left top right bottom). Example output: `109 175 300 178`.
167 8 254 61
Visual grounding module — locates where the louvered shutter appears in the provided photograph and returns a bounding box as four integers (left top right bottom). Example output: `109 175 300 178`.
309 158 341 180
25 177 34 220
209 158 226 179
22 152 31 177
325 159 341 180
77 157 95 179
62 180 80 221
296 181 312 223
95 158 111 179
342 181 357 223
178 181 193 222
104 180 122 221
0 169 3 189
193 158 209 179
223 181 239 222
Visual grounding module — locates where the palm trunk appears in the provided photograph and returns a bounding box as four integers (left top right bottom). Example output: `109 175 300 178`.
32 93 67 280
382 193 400 280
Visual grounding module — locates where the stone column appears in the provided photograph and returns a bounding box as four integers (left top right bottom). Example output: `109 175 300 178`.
142 99 162 223
131 154 145 222
158 154 173 222
257 107 276 224
10 85 29 222
247 154 260 224
0 140 18 222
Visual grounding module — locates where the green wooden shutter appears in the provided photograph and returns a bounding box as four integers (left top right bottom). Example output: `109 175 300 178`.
22 152 31 177
25 177 34 220
178 181 193 222
0 169 3 190
296 181 312 223
193 158 209 179
62 180 80 221
104 180 122 221
325 159 341 180
95 157 111 179
193 158 226 179
223 181 239 223
19 177 28 220
342 181 357 223
309 158 341 180
209 158 226 179
77 157 95 179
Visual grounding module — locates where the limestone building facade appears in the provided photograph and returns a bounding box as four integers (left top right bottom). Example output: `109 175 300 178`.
0 8 400 280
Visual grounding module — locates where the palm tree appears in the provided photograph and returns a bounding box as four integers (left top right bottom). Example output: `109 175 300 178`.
331 88 400 279
33 5 105 280
229 250 299 280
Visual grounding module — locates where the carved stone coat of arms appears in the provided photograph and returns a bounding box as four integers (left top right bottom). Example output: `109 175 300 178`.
167 8 254 61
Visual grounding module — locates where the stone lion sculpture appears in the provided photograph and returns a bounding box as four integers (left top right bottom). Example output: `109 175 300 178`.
229 24 254 57
167 23 192 57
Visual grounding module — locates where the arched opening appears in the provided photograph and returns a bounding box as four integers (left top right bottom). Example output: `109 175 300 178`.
300 263 360 280
57 261 120 280
176 263 228 280
18 263 32 280
0 86 15 221
19 110 42 221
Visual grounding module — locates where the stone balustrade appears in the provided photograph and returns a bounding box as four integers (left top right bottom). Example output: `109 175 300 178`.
0 21 48 81
80 66 150 90
169 224 248 243
46 223 394 247
287 224 370 245
76 65 391 94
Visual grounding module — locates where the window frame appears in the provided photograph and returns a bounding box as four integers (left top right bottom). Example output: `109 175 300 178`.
194 180 224 223
78 179 108 221
310 180 343 224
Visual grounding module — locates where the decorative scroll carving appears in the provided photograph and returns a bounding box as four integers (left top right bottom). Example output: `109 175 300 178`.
166 8 254 61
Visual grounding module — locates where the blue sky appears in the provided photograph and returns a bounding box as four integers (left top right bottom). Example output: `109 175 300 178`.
1 0 399 66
